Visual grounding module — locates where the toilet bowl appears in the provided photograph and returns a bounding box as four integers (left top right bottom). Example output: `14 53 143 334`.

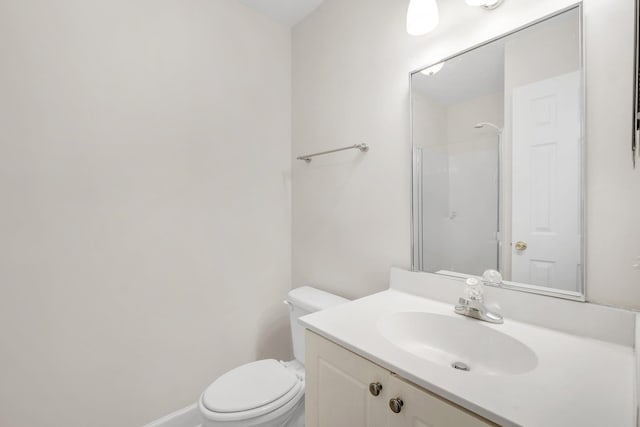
198 287 348 427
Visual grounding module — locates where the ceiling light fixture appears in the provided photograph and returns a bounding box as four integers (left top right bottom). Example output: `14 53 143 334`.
406 0 440 36
465 0 505 10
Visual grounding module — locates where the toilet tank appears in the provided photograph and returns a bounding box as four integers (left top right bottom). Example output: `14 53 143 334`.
286 286 348 365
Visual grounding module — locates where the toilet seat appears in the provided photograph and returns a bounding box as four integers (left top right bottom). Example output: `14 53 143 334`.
200 359 304 423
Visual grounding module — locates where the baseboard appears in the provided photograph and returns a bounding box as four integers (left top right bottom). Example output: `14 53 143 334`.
143 403 202 427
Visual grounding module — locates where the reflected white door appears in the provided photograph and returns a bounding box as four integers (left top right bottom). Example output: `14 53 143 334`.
511 71 581 292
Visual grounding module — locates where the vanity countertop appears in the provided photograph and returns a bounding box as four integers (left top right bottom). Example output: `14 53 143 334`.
300 289 636 427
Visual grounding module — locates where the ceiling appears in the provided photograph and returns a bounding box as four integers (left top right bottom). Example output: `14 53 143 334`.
237 0 324 26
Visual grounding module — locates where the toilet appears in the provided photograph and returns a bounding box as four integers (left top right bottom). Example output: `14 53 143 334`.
198 286 348 427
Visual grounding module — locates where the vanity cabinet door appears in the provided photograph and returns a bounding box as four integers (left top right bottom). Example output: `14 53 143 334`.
305 330 389 427
385 374 496 427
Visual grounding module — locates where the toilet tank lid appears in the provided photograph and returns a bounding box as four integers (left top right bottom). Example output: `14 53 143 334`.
286 286 349 313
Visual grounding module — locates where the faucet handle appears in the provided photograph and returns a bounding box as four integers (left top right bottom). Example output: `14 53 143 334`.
464 277 484 302
482 269 503 285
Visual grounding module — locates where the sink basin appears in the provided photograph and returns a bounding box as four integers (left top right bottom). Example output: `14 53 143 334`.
377 312 538 376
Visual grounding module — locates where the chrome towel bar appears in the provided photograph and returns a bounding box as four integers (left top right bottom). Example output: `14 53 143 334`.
296 143 369 163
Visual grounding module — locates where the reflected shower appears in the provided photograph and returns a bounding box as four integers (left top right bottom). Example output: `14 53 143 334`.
473 121 503 272
474 122 503 134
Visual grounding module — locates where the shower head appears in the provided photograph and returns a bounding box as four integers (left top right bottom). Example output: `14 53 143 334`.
474 122 503 134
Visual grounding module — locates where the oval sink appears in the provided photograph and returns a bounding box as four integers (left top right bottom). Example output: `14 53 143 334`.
377 312 538 376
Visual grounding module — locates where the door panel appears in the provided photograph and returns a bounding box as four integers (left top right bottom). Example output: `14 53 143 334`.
511 71 582 291
305 331 388 427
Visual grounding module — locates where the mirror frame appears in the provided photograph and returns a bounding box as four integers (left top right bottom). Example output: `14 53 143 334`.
634 0 639 167
409 3 586 301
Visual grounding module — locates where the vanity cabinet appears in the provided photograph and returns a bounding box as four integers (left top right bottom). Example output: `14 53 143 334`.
305 331 496 427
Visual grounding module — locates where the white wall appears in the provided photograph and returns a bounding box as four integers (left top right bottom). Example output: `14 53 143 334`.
0 1 291 426
292 0 640 309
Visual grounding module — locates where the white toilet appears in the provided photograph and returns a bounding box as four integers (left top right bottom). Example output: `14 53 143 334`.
198 286 348 427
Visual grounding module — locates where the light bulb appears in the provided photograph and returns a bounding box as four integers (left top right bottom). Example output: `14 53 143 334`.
420 62 445 76
406 0 439 36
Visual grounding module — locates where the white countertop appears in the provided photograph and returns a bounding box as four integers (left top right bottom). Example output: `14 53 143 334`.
300 289 636 427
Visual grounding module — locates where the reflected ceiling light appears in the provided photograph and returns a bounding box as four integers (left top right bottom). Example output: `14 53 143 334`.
406 0 439 36
465 0 505 10
420 62 445 76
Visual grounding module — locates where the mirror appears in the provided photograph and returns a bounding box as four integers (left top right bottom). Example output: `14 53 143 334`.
411 6 584 300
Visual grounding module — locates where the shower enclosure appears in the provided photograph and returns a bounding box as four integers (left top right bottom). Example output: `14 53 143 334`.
414 115 502 276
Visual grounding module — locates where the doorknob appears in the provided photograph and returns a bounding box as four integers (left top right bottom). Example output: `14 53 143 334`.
515 241 528 251
389 398 404 413
369 382 383 396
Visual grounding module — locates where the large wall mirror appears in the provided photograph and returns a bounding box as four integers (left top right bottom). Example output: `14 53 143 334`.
411 5 585 300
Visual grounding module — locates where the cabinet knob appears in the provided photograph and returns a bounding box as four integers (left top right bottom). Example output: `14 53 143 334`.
389 397 404 413
369 382 383 396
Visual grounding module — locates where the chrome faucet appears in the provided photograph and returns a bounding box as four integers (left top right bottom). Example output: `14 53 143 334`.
454 277 503 324
454 297 503 324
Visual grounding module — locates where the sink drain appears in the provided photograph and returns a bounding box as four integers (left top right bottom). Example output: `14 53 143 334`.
452 361 470 372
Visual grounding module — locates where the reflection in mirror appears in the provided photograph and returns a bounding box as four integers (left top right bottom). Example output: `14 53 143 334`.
411 6 584 299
